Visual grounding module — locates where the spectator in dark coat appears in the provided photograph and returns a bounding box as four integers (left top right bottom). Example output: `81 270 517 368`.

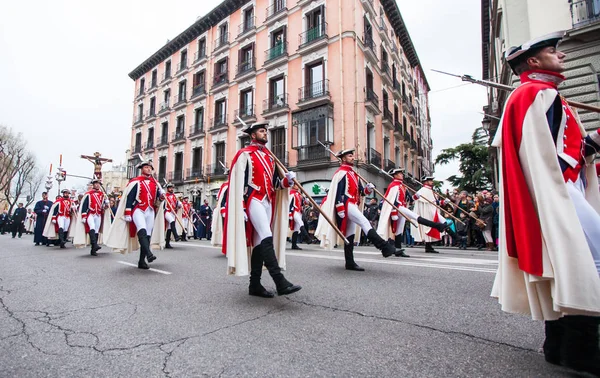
11 203 27 238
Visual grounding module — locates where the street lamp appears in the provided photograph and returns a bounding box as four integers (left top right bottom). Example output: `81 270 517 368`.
188 186 202 208
482 117 491 135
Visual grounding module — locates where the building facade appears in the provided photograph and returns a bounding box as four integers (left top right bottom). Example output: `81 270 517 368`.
481 0 600 186
128 0 434 206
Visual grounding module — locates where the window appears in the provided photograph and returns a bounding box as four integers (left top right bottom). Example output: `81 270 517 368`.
384 137 390 160
163 89 170 108
238 44 255 73
364 16 373 45
151 70 157 87
274 0 286 14
158 156 167 182
147 128 154 147
161 121 169 143
269 76 285 108
215 142 226 174
218 23 228 45
382 90 389 111
139 78 145 95
165 61 171 79
240 135 250 148
134 133 142 152
192 70 205 96
194 107 204 129
137 103 143 121
243 7 254 30
149 97 156 115
240 88 253 116
271 128 286 162
192 147 202 175
179 50 188 71
305 60 324 98
394 104 399 124
177 81 187 103
403 116 407 133
214 58 228 85
197 38 206 59
304 6 325 44
176 115 185 135
268 27 287 60
293 106 333 161
174 152 183 181
214 99 226 125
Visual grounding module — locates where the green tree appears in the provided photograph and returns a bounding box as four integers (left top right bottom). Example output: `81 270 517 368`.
434 127 493 193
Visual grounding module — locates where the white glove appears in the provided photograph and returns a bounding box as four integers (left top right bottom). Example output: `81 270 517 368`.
81 217 87 224
51 219 57 224
221 212 226 218
159 189 166 197
284 171 296 182
366 183 375 191
391 215 398 221
104 199 110 206
42 210 47 213
44 206 49 210
337 210 345 219
243 211 248 222
124 215 132 222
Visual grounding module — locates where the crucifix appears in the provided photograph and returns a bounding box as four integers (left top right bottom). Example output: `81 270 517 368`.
81 152 113 180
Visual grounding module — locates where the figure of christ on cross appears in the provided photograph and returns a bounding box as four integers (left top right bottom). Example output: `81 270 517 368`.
81 152 112 180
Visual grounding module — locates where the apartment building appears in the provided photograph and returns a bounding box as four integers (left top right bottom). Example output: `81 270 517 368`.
481 0 600 186
128 0 433 206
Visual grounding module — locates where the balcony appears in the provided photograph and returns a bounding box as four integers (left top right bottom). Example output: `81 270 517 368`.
298 22 328 54
156 135 169 148
265 0 288 24
571 0 600 27
210 115 228 132
360 0 376 17
190 84 206 100
403 130 411 146
207 163 228 177
143 141 154 151
161 71 172 85
133 114 144 126
193 49 207 66
168 171 184 184
418 146 424 161
234 105 256 124
176 61 188 76
158 100 171 115
382 107 393 129
237 17 256 39
212 72 229 91
381 62 392 86
363 34 378 63
148 80 158 94
145 109 157 122
407 102 416 120
410 137 417 151
262 93 289 117
136 87 145 100
213 33 229 54
401 94 409 112
264 42 288 69
297 79 331 108
171 130 186 144
393 79 401 98
185 167 205 181
378 17 388 36
173 93 187 109
235 57 256 80
384 158 395 172
365 88 380 114
394 121 402 136
132 144 142 154
368 148 382 168
296 145 331 167
189 123 205 139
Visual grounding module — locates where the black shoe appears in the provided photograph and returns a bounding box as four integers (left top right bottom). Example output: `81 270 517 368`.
90 249 98 256
394 235 410 257
290 232 302 250
147 254 157 263
249 285 275 298
560 316 600 376
35 243 40 246
394 249 410 257
425 243 439 253
291 244 303 250
543 320 563 365
345 264 365 271
165 243 173 249
277 283 302 296
367 229 395 257
138 261 150 270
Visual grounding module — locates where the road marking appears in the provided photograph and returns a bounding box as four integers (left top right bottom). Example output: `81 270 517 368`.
286 252 497 273
117 261 172 275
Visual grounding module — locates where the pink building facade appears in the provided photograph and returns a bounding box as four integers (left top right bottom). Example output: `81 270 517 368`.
128 0 434 206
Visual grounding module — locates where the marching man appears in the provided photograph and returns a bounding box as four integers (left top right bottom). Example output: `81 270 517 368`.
224 122 301 298
105 161 165 269
211 181 228 249
289 184 310 250
43 189 76 248
315 148 396 271
491 31 600 375
74 179 111 255
163 183 181 249
377 168 450 258
177 195 193 242
411 176 447 253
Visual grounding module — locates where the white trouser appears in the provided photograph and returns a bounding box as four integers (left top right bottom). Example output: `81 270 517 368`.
345 203 373 237
393 206 419 236
292 212 303 232
567 177 600 275
483 230 493 243
57 216 70 231
183 218 189 229
165 211 175 224
133 207 155 235
86 214 101 232
248 197 273 247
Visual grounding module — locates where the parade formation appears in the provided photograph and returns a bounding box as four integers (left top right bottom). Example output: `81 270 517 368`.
2 28 600 377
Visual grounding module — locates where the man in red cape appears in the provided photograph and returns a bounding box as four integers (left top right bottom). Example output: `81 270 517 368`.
491 31 600 375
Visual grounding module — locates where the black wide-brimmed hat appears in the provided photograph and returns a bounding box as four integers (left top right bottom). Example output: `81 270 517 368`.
136 160 154 169
388 168 405 175
506 31 565 73
165 183 175 188
335 148 355 158
421 176 435 182
242 121 269 134
90 178 102 184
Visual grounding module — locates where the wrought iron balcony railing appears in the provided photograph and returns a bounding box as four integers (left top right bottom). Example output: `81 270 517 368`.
383 107 393 123
174 93 187 106
363 34 377 56
366 88 379 109
266 0 287 20
156 135 169 147
299 22 327 47
207 163 228 176
185 167 204 180
171 131 186 142
384 158 395 172
191 84 205 98
161 71 171 83
214 33 229 51
189 123 204 137
236 58 256 76
297 145 330 164
158 101 170 113
368 148 382 167
213 72 228 87
265 41 287 61
263 93 289 112
194 49 207 62
238 16 256 37
298 79 330 102
235 105 256 120
210 115 228 129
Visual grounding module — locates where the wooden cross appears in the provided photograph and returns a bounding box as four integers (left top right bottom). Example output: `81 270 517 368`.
81 152 113 180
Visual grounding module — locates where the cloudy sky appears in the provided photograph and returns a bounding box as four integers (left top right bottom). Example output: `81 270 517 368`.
0 0 486 195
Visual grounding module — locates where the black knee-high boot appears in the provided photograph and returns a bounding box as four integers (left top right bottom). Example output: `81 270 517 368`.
366 229 395 257
89 230 101 255
560 316 600 375
259 237 301 295
248 243 274 298
291 232 302 250
170 222 180 241
137 229 150 269
425 242 439 253
300 226 311 244
58 228 66 248
394 234 410 257
165 229 173 249
417 216 448 232
146 235 156 262
344 234 364 271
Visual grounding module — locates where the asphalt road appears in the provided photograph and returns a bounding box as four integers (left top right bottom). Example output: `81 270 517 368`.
0 233 581 377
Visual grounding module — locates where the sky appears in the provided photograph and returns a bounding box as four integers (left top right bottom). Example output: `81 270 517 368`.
0 0 487 196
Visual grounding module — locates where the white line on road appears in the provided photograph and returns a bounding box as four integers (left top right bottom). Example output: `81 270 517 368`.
286 252 497 273
117 261 172 275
